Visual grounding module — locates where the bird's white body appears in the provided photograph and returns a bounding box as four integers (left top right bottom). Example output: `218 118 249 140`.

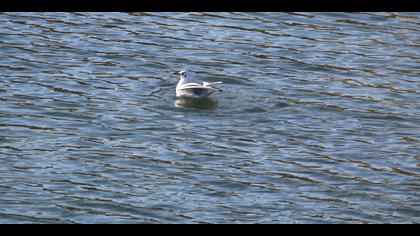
174 71 222 99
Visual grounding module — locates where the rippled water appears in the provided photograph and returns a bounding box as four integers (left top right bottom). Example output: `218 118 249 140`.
0 12 419 223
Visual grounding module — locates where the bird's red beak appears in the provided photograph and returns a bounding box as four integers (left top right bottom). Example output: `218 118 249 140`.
174 71 181 76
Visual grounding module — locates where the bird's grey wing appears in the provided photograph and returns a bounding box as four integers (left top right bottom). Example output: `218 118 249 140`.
180 82 202 87
179 86 216 97
180 85 217 91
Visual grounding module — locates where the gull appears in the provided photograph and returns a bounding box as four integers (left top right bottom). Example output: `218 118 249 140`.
173 70 223 98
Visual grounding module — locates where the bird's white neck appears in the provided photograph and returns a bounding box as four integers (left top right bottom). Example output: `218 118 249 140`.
177 76 186 89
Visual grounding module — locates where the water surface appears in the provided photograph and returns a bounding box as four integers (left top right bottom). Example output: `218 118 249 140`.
0 12 419 223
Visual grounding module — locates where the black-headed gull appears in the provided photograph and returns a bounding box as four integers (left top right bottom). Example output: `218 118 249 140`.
173 70 223 98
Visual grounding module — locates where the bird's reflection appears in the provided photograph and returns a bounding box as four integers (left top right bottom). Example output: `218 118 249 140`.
174 97 218 110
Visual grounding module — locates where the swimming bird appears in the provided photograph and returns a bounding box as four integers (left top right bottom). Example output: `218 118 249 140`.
174 70 223 98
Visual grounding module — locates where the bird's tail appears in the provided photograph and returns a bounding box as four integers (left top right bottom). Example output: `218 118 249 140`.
204 82 223 92
211 87 223 92
203 82 222 86
211 82 223 85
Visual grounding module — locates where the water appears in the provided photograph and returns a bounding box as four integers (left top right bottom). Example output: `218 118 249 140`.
0 12 419 224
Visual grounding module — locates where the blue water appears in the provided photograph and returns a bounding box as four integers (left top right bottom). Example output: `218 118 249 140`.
0 12 419 223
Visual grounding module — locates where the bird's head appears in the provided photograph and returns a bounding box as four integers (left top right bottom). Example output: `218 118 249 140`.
174 70 189 79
